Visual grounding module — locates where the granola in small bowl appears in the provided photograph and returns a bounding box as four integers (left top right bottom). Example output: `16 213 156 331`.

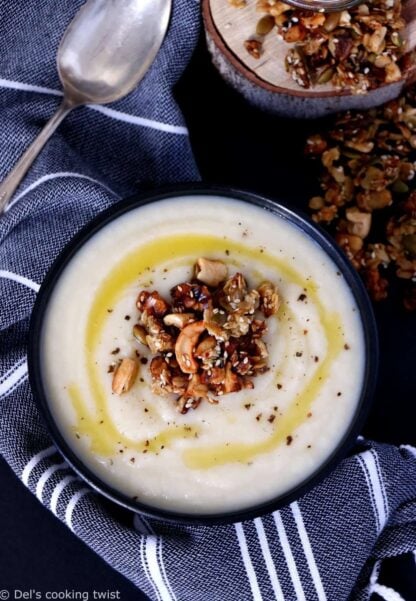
232 0 410 93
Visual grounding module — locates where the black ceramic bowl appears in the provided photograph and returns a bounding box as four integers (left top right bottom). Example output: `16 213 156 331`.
28 185 379 525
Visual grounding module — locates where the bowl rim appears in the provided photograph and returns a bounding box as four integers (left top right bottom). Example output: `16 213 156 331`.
28 184 379 525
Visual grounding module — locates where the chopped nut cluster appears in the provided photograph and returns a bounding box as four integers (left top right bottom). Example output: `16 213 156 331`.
235 0 408 93
129 258 280 413
305 85 416 308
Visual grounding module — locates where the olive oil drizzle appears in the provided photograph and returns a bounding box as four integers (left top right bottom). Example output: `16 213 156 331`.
68 384 197 455
183 310 343 469
68 233 344 468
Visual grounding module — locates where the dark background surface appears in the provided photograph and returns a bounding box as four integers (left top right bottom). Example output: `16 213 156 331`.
1 30 415 601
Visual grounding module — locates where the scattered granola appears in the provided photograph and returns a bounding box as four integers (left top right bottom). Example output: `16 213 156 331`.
305 85 416 308
234 0 408 93
130 258 280 413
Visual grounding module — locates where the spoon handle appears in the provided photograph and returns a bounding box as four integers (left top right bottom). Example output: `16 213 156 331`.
0 99 73 214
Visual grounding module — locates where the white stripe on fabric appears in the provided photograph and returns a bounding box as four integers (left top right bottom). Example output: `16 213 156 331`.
254 518 285 601
369 560 381 589
140 537 161 601
360 450 388 530
291 502 327 601
21 446 56 486
367 561 406 601
6 171 117 211
401 444 416 460
0 357 25 384
0 77 62 97
145 536 174 601
0 361 28 398
35 461 69 500
273 511 306 601
0 271 40 292
372 449 389 520
65 488 90 532
0 77 188 135
91 105 188 135
158 539 177 601
134 518 174 601
235 523 263 601
370 584 406 601
356 455 380 532
50 475 79 515
0 376 28 400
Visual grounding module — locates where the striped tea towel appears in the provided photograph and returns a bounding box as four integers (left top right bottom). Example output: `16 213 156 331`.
1 1 416 599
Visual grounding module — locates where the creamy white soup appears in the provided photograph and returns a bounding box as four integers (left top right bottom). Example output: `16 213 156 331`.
41 196 365 514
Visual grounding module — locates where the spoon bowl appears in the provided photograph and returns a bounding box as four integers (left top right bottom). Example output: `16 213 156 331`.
0 0 172 212
58 0 172 105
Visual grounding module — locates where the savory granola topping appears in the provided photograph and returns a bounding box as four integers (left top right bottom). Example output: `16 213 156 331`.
233 0 408 93
305 85 416 308
129 258 280 413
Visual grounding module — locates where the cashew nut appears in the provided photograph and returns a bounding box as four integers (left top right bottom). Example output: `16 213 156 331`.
346 208 372 239
163 313 195 329
175 321 205 374
195 257 228 287
112 358 139 395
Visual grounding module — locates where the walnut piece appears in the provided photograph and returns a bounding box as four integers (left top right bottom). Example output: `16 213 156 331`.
244 39 263 59
258 281 280 317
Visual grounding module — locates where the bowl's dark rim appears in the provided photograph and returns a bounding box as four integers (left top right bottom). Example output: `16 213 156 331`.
28 184 379 526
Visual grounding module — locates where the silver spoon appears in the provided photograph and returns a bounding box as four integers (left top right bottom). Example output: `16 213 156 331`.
0 0 172 213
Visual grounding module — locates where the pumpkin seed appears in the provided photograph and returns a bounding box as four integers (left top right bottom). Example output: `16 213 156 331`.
317 66 335 85
391 32 403 47
403 234 416 257
256 15 275 36
343 149 363 159
391 180 409 194
133 324 148 345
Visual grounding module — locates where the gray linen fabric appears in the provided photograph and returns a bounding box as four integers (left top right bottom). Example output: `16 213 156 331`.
1 1 415 600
